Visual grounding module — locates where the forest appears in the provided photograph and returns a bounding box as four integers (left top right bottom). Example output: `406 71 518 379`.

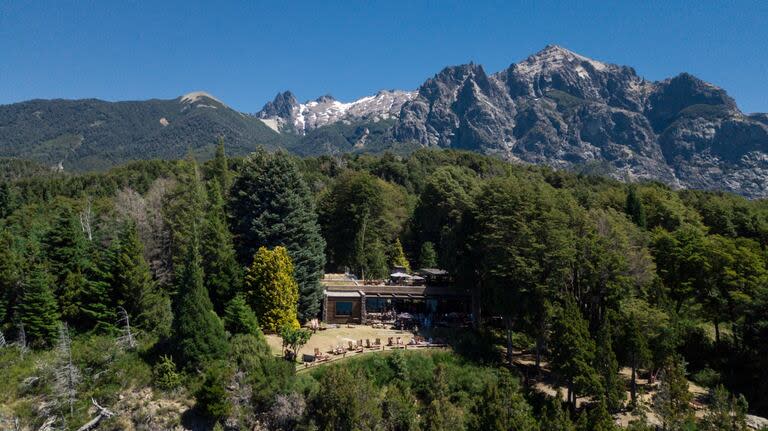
1 144 768 430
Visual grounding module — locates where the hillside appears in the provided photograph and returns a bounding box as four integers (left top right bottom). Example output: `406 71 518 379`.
0 92 282 171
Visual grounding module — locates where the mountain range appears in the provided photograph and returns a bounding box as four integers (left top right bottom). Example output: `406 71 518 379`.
2 45 767 197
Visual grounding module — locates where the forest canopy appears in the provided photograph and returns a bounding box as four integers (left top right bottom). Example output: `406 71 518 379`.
2 146 768 430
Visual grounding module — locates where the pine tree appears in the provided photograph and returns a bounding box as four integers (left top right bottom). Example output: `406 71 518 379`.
230 149 325 321
44 207 110 329
111 221 153 316
202 181 241 314
110 220 171 334
0 230 21 325
390 238 411 272
17 263 60 347
172 236 229 369
419 241 438 268
164 157 207 276
210 137 231 193
243 246 299 333
625 185 647 229
224 293 262 336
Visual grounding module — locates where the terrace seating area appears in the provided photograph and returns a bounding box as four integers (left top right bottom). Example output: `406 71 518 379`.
300 332 449 369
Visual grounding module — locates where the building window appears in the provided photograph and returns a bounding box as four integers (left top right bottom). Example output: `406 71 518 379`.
335 301 353 316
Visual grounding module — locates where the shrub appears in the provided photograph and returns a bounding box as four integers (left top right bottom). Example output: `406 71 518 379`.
691 368 721 388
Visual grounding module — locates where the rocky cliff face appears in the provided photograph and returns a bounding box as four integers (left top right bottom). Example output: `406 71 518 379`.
391 45 768 197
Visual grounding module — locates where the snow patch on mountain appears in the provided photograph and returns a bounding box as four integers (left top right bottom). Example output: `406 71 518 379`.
180 91 223 105
258 89 416 134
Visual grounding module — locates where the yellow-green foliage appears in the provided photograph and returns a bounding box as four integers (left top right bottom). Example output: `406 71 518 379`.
245 246 299 332
391 238 411 272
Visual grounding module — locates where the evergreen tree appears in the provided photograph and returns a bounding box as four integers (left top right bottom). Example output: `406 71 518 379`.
586 400 618 431
111 221 171 334
0 230 21 325
230 149 325 321
313 366 382 431
423 364 465 431
224 293 262 337
596 319 624 412
550 296 601 409
172 236 229 369
110 221 150 313
210 137 231 193
412 166 479 270
701 385 749 431
0 182 13 219
625 185 647 229
654 356 693 430
195 361 233 420
17 263 60 346
381 384 420 431
418 241 438 269
202 181 242 314
623 314 651 406
356 236 389 280
390 238 411 272
472 370 538 431
44 206 110 329
244 246 299 332
164 157 207 276
540 393 576 431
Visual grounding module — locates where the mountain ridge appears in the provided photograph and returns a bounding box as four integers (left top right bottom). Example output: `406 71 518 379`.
2 45 768 197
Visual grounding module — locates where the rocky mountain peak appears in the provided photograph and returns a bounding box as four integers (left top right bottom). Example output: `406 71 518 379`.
314 94 336 103
257 91 299 120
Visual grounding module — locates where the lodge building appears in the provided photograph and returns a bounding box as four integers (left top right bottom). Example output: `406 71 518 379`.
321 268 472 325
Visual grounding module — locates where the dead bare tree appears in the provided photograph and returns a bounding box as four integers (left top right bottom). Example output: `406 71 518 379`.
115 179 176 285
0 329 6 348
116 306 136 350
37 416 56 431
74 399 115 431
54 324 80 417
15 322 28 359
79 197 94 241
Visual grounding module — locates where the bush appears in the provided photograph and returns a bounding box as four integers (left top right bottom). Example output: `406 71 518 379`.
691 368 721 388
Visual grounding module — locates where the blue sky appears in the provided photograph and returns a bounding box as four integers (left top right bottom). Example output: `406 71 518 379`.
1 1 767 113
